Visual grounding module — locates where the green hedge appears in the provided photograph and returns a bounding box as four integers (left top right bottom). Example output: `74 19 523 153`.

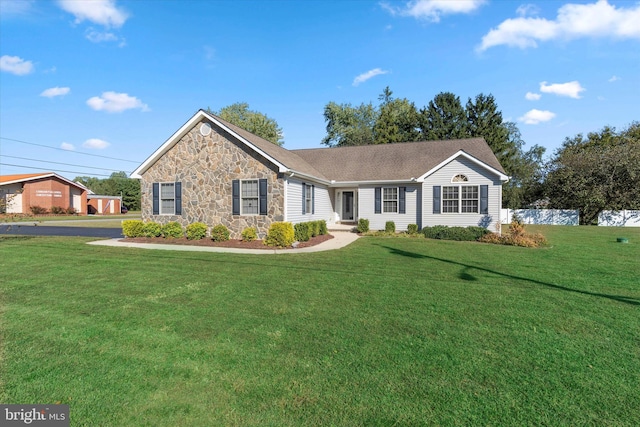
162 221 184 238
294 222 312 242
407 224 419 234
186 222 207 240
357 218 370 233
211 224 230 242
122 220 144 237
385 221 396 233
142 221 162 237
241 227 258 242
422 225 490 241
265 222 295 247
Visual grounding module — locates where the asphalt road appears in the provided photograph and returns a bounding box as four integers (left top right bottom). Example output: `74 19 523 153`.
0 224 123 238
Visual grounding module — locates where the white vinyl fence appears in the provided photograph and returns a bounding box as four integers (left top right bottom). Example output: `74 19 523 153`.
501 209 580 226
598 210 640 227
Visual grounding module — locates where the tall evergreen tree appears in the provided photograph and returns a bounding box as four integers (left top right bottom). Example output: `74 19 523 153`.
418 92 468 140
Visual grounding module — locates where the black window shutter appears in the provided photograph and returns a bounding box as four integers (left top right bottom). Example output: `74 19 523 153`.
232 180 240 215
433 186 441 214
399 187 406 214
480 185 488 214
175 182 182 215
302 182 306 215
375 187 381 214
152 183 159 215
259 179 268 215
312 185 315 215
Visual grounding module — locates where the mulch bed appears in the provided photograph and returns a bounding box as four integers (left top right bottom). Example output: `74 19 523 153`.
121 233 334 250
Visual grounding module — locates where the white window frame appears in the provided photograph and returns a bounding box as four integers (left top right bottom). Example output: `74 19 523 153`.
241 179 259 215
383 187 398 213
442 184 479 214
160 182 175 215
303 183 312 215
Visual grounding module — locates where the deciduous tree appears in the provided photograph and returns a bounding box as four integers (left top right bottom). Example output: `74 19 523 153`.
209 103 284 146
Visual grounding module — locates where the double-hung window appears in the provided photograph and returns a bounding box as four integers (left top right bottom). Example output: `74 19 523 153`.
160 182 175 214
383 187 398 213
305 184 313 214
442 185 479 213
241 180 259 214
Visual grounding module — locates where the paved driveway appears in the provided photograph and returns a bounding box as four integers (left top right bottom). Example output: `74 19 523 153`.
0 224 123 238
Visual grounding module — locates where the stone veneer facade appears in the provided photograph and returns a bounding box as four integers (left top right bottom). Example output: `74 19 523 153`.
140 119 285 239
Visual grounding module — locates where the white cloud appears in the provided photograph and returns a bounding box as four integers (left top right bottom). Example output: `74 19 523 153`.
86 91 149 113
540 81 585 99
57 0 129 28
478 0 640 51
0 0 35 16
61 142 75 150
608 75 620 82
382 0 486 22
0 55 34 75
353 68 389 86
525 92 541 101
40 86 71 98
516 4 540 17
83 138 110 149
519 109 556 124
85 28 125 46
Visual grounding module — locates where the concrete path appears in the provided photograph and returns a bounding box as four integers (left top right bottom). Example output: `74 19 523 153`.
87 231 360 254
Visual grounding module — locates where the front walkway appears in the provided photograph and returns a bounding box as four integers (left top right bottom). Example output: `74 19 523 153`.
88 230 360 254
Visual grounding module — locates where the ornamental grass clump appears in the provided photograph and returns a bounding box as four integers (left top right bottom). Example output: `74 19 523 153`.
479 218 548 248
186 222 208 240
211 224 230 242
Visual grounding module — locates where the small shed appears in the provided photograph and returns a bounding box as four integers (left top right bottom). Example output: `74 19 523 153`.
87 195 123 215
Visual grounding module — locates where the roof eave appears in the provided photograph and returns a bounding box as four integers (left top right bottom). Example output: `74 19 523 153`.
417 150 509 182
130 110 290 179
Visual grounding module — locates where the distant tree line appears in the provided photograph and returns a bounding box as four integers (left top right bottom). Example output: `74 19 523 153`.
210 93 638 224
74 171 141 211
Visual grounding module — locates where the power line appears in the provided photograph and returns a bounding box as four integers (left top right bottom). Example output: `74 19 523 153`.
0 163 115 178
1 155 132 173
0 137 142 163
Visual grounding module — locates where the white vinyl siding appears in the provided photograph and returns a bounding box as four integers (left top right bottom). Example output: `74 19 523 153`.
359 185 421 231
423 156 502 230
285 177 333 225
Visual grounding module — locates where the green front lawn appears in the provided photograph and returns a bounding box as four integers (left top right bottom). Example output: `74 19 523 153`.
1 226 639 426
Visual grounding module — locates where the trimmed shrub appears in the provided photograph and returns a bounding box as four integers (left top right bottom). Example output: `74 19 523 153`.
211 224 230 242
241 227 258 242
294 222 312 242
407 224 419 234
30 206 48 215
65 206 77 215
310 221 321 237
162 221 184 238
357 218 370 233
50 206 65 215
186 222 207 240
422 225 490 241
142 221 162 237
385 221 396 233
318 220 328 235
122 220 144 237
264 222 295 247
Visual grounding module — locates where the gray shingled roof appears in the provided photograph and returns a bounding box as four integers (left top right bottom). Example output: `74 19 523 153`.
207 110 505 182
290 138 506 182
204 111 329 180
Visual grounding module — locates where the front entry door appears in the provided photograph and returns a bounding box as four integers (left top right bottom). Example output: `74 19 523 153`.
342 191 354 221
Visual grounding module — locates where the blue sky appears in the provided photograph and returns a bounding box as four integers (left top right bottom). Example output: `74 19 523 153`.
1 0 639 180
